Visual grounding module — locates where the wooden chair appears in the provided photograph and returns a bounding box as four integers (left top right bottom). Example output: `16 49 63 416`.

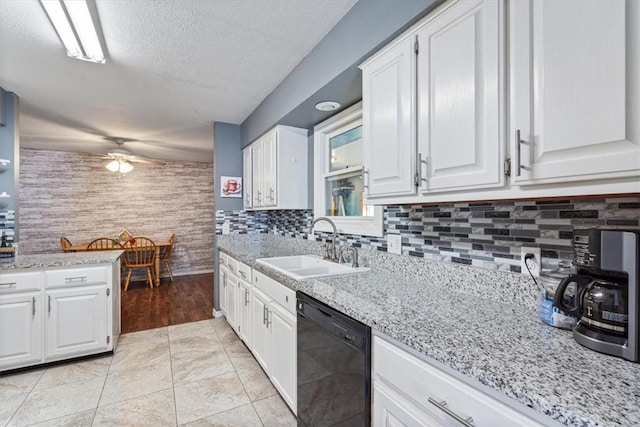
122 237 156 291
60 237 73 252
87 237 121 250
160 233 176 282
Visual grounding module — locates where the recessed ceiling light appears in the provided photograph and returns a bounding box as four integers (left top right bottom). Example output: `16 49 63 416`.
315 101 341 112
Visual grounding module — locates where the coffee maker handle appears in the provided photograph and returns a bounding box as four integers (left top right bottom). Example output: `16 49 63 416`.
553 275 593 318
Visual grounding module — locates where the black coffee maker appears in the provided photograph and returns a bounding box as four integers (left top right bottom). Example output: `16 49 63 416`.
555 229 639 362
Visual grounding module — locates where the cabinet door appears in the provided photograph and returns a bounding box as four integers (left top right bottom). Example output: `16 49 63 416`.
251 142 264 207
0 293 43 370
511 0 640 184
45 285 108 360
250 287 270 371
238 279 252 346
226 274 238 332
242 148 253 209
362 35 417 198
417 0 504 192
373 380 442 427
219 266 228 316
261 131 278 207
268 302 297 413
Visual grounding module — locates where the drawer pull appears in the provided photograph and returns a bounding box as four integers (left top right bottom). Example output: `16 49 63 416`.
48 295 52 315
0 282 17 287
65 276 87 282
32 297 36 317
245 289 249 306
428 398 475 427
239 270 247 279
263 304 267 325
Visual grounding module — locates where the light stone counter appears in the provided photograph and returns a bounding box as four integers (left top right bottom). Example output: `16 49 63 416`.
0 251 123 270
217 234 640 427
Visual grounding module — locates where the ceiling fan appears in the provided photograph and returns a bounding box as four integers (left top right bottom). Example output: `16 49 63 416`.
102 137 161 174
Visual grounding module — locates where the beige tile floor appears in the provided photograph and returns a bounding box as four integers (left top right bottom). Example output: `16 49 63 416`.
0 318 297 427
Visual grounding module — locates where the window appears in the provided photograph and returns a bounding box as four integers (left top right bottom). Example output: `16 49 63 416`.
313 102 383 237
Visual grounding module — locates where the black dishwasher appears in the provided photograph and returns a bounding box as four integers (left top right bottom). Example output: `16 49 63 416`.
296 291 371 427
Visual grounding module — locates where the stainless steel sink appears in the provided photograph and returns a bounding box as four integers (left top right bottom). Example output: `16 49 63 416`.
256 254 369 280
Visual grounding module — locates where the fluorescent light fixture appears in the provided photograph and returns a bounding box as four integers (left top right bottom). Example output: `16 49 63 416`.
106 159 133 174
40 0 105 64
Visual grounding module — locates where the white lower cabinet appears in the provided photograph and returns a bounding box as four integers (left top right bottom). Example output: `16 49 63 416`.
45 284 108 361
250 270 297 414
0 263 119 372
237 279 252 345
373 335 545 426
250 287 270 371
218 253 252 347
0 292 43 368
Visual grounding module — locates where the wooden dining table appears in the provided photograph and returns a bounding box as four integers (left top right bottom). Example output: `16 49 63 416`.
66 241 172 288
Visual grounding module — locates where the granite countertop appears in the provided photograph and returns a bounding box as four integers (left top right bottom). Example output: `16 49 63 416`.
0 251 123 270
217 235 640 427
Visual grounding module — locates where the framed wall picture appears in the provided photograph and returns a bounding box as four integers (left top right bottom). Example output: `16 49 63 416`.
221 176 242 198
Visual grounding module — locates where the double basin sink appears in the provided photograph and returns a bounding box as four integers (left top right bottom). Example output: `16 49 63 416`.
256 254 369 280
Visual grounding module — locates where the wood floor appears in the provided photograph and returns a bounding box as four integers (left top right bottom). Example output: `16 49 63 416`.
120 273 214 333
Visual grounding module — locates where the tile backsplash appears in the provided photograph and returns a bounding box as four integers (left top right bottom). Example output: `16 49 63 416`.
216 196 639 272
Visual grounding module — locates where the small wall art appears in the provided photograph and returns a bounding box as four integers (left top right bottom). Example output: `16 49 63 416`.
221 176 242 198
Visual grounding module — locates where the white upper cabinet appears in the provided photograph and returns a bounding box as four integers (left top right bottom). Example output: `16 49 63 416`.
242 148 253 209
361 0 506 201
245 125 308 210
510 0 640 184
417 0 504 192
361 35 417 198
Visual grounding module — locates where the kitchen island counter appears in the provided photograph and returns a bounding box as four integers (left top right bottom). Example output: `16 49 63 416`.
218 234 639 427
0 250 123 271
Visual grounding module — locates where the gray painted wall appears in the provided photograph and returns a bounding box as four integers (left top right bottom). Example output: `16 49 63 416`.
240 0 441 146
213 122 243 212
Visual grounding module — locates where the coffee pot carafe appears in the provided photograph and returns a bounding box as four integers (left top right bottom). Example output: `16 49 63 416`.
554 229 639 362
555 276 628 338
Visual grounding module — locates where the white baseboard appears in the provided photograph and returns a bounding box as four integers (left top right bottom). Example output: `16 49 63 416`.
213 310 225 318
172 269 214 277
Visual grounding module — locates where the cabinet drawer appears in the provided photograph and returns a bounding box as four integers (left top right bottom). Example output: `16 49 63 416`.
45 266 108 288
373 336 542 426
253 270 295 315
0 271 43 293
226 257 239 275
219 252 228 267
236 260 251 283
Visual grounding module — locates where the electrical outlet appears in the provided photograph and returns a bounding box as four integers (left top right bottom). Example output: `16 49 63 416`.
387 234 402 255
222 222 230 235
521 246 541 278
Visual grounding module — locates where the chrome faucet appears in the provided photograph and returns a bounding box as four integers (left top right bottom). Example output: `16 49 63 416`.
309 217 338 262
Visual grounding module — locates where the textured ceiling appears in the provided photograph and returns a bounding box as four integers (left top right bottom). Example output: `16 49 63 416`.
0 0 357 162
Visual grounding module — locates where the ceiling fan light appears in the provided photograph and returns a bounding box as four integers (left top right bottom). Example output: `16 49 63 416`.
105 159 133 174
105 159 120 172
119 160 134 174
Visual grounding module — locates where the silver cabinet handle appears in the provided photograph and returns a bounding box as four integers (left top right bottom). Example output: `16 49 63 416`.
65 276 87 283
515 129 526 177
223 275 227 288
428 398 475 427
269 187 275 203
0 282 17 287
266 308 272 327
245 289 249 306
32 297 36 317
239 270 246 279
48 295 52 315
363 169 370 194
418 153 427 187
263 304 267 325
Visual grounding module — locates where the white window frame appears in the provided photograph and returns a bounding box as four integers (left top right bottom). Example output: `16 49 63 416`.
313 101 384 237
